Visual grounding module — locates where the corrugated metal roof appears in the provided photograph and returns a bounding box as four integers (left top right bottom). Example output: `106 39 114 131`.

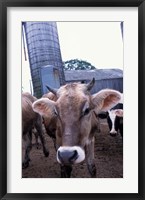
64 69 123 81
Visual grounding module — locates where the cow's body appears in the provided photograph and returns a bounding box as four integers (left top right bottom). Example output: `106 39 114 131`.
33 79 122 177
22 92 49 168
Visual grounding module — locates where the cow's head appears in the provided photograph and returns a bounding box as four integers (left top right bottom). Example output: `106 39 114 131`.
98 109 123 136
32 79 121 165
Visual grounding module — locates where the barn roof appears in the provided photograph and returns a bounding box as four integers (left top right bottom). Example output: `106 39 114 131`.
64 69 123 81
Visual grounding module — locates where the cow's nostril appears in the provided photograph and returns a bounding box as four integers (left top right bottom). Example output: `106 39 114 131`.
69 150 78 162
58 149 78 164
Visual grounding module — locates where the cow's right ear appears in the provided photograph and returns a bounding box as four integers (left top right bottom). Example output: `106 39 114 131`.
32 98 56 117
115 109 123 117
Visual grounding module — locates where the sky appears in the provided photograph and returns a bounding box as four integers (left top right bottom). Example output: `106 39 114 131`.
22 22 123 93
57 22 123 68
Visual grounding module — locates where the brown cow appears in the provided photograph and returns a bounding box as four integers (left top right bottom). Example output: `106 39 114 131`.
22 92 49 168
32 79 121 177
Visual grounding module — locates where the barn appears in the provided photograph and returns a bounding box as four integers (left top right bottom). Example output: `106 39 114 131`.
64 68 123 94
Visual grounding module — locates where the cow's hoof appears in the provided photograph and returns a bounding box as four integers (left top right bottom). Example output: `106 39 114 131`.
44 150 49 157
88 163 96 178
91 173 96 178
36 142 41 149
22 161 29 169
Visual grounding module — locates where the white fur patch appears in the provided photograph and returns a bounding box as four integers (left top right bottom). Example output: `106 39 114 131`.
108 110 117 133
110 129 117 134
57 146 85 164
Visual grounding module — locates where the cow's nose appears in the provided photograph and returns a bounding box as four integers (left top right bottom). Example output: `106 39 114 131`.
58 149 78 164
110 131 117 137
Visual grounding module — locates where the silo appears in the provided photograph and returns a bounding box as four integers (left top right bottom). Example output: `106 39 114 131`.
23 22 65 98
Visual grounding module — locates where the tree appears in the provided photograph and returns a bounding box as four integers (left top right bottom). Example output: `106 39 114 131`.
63 59 96 71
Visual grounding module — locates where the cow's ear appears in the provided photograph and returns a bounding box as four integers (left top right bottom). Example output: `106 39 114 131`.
32 98 56 117
92 89 121 113
115 109 123 117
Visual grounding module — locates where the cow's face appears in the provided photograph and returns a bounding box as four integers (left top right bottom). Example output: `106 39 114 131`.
98 109 123 136
55 84 94 165
107 109 123 136
33 79 121 165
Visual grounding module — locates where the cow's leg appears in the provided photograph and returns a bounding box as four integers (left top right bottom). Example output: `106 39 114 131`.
34 132 39 149
22 131 32 169
60 165 72 178
96 117 101 133
46 128 57 151
32 128 41 149
35 118 49 157
52 137 58 151
46 130 57 151
85 138 96 178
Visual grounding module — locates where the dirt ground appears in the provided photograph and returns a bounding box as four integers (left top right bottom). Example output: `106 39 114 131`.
22 119 123 178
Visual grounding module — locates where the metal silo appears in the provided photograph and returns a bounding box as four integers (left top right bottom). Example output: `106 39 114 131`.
23 22 65 98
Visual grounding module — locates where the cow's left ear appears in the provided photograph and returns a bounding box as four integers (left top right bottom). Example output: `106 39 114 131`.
91 89 122 113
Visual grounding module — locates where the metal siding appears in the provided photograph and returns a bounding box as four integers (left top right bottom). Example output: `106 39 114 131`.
65 77 123 94
40 66 60 95
92 78 123 93
64 69 123 94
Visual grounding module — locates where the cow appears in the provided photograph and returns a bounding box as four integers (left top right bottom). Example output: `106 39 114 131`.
22 92 49 168
98 101 123 137
32 79 122 177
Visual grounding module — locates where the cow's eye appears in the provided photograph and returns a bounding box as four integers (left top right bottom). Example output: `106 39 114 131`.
82 102 90 116
84 108 90 115
54 108 58 116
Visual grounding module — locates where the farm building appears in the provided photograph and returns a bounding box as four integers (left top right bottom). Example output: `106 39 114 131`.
64 69 123 94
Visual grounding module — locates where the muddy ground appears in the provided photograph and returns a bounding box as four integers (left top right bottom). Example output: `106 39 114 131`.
22 119 123 178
